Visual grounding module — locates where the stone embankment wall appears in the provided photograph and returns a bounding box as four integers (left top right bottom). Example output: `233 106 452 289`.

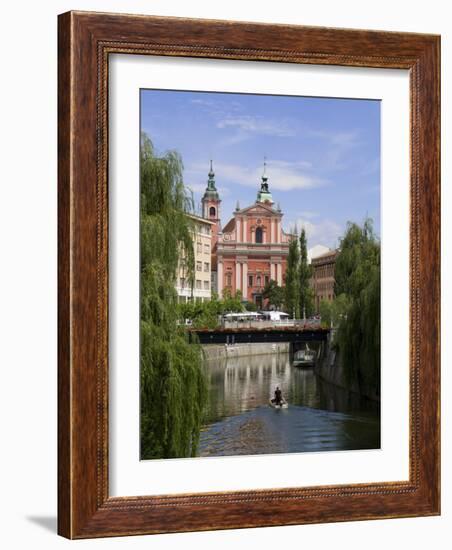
202 342 289 361
315 333 380 402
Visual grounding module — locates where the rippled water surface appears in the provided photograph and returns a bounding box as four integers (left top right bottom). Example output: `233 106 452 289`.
198 352 380 457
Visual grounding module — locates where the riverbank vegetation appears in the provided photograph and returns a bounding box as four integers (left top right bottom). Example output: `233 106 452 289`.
331 219 380 398
178 290 243 329
140 133 207 459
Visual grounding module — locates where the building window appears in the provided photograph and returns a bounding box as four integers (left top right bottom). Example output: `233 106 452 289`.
209 206 216 217
180 278 185 289
248 275 253 287
265 275 269 285
226 273 232 287
196 279 202 289
257 275 261 287
204 262 209 272
196 242 202 254
196 261 202 271
204 280 209 290
255 227 263 243
204 243 210 253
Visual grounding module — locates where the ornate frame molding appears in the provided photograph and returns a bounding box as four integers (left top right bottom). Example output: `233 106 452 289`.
58 11 440 538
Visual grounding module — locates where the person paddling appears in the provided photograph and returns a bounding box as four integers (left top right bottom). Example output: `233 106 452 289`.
274 386 283 406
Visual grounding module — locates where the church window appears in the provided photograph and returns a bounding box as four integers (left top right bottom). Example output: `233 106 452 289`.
255 227 263 243
209 206 216 217
248 275 253 287
226 273 232 287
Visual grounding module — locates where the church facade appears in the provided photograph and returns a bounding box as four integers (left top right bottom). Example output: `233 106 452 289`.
201 162 292 308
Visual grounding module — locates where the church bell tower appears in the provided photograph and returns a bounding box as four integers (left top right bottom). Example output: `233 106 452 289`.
202 160 221 247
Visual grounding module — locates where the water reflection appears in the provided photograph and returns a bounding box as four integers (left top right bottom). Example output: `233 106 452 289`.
198 352 380 457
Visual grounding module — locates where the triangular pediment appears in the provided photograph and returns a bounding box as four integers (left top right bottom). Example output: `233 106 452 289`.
237 202 278 216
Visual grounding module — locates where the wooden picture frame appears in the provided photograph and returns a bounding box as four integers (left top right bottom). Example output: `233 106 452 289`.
58 11 440 538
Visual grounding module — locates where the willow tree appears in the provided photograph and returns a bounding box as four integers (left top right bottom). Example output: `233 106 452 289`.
140 132 206 459
285 229 300 318
335 219 380 397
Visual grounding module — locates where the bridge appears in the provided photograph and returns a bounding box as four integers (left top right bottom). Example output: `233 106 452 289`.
191 326 330 346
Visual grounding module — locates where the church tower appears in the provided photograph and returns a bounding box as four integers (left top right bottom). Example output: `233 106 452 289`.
256 159 274 205
202 160 221 249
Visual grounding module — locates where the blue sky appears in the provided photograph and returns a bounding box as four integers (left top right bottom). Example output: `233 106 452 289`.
141 89 380 249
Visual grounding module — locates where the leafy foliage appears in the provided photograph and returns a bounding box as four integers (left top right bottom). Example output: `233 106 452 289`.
263 279 285 310
334 219 380 396
318 294 349 329
178 291 244 329
140 133 207 459
299 228 315 318
284 229 300 318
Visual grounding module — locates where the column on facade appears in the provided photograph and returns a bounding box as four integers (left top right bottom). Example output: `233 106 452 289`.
236 217 241 243
276 220 280 243
242 261 248 300
235 260 241 293
270 262 276 281
270 218 275 243
242 218 247 242
277 262 282 286
217 261 223 298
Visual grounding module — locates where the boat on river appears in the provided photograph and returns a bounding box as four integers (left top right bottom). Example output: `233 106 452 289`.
293 345 316 368
269 397 288 409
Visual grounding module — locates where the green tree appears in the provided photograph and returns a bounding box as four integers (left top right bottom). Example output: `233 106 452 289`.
299 228 314 318
263 279 285 310
177 290 244 329
285 230 300 318
140 133 207 459
319 299 333 327
334 219 380 397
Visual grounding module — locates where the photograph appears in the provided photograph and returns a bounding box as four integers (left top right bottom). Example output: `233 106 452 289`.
139 89 381 460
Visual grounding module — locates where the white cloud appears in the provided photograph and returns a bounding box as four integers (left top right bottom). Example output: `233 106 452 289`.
186 160 323 192
286 217 343 249
216 115 295 138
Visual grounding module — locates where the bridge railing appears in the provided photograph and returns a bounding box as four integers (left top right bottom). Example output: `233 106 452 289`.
221 319 321 330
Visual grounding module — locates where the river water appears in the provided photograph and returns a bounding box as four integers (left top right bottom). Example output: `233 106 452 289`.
198 352 380 457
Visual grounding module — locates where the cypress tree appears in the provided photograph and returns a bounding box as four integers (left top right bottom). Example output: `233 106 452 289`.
284 229 300 318
299 228 314 318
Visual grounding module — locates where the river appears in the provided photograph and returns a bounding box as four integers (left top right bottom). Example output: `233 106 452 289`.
198 351 380 457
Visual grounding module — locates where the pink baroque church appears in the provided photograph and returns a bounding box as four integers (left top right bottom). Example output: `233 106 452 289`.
201 161 292 308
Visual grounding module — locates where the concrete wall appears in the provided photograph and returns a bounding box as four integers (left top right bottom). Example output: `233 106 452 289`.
202 342 289 361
